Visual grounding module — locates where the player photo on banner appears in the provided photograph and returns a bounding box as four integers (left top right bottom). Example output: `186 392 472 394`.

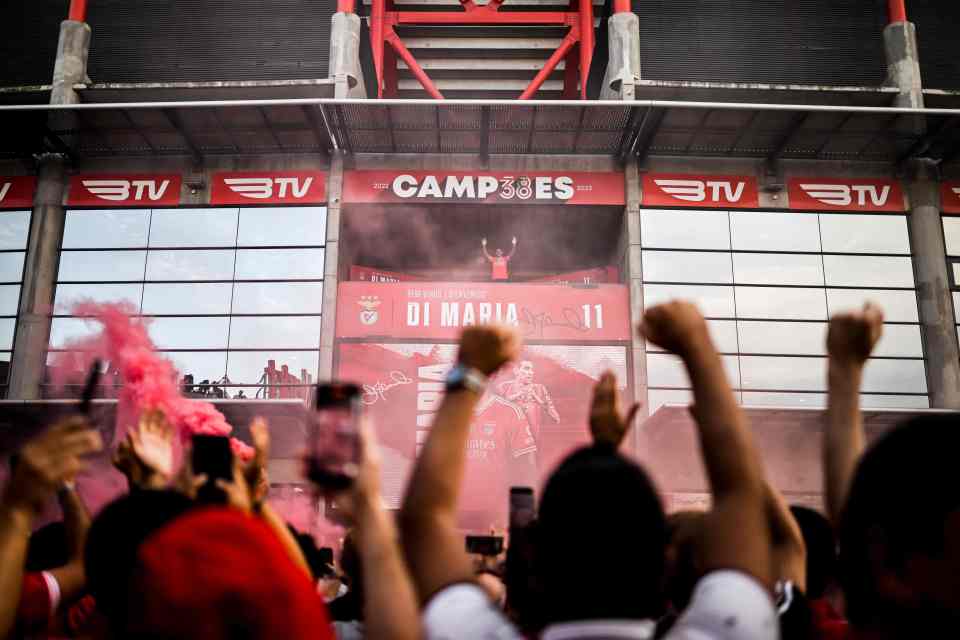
336 342 629 530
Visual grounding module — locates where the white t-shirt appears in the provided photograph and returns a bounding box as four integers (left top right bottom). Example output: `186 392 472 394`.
423 571 779 640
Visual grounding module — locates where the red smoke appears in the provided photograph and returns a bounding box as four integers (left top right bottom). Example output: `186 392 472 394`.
50 302 254 461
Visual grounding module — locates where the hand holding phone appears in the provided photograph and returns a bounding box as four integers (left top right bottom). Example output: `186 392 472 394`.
192 434 233 504
308 383 362 491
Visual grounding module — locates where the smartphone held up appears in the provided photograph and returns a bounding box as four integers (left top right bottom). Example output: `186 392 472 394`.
307 382 362 491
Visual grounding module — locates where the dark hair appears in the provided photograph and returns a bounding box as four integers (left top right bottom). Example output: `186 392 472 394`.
85 490 193 627
26 522 69 572
839 414 960 626
789 506 836 599
536 446 666 623
663 510 706 612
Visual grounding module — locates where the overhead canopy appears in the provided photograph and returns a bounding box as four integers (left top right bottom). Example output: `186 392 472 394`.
0 98 958 167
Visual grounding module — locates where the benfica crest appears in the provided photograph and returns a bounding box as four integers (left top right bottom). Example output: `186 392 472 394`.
358 295 381 325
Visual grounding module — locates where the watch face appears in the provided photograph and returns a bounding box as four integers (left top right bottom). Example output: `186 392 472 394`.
446 365 466 387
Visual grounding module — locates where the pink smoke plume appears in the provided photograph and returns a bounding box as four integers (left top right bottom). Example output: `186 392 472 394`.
50 302 254 461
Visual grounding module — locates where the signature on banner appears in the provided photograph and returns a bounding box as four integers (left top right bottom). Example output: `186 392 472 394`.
362 371 415 405
519 306 588 338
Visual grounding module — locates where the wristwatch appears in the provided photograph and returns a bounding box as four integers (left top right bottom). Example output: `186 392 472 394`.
445 364 488 395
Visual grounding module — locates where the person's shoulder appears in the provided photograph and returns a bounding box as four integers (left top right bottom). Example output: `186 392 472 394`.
664 571 778 640
423 583 522 640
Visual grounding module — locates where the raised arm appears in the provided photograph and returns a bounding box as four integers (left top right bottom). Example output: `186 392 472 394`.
47 483 92 605
765 483 807 591
481 237 493 261
400 326 520 603
506 236 518 259
641 301 771 585
588 371 640 450
823 303 883 527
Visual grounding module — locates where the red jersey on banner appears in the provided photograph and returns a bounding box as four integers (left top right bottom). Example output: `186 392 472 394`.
0 176 37 209
643 173 760 209
788 178 906 212
942 182 960 215
68 174 182 206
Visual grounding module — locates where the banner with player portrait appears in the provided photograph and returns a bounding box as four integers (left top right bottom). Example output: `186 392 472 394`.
336 342 630 529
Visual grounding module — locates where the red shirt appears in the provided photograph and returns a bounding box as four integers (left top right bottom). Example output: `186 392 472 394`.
490 256 510 280
15 571 57 637
809 598 850 640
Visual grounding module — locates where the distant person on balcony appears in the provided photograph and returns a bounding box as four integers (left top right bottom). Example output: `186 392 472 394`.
481 237 517 281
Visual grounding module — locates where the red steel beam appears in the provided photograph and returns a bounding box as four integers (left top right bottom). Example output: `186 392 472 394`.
519 28 579 100
613 0 631 13
337 0 356 13
394 10 573 25
386 28 445 99
578 0 594 99
888 0 907 23
68 0 87 22
370 0 387 97
562 44 580 98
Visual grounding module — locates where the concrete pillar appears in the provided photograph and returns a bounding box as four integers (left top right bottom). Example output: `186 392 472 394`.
883 21 923 109
624 160 649 435
602 12 641 101
318 154 345 381
9 19 90 399
329 12 367 99
905 159 960 408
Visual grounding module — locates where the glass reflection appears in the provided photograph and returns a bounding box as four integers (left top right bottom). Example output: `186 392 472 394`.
58 251 146 282
735 287 827 320
741 392 826 408
646 319 737 353
943 217 960 257
63 210 149 248
141 283 232 315
641 251 732 284
643 284 735 318
827 289 919 323
146 317 230 350
819 215 909 254
54 283 142 313
234 249 325 280
49 317 101 348
237 207 327 247
232 282 324 314
228 316 321 349
647 389 693 414
873 324 923 358
737 321 826 355
146 250 235 281
861 358 926 394
647 352 739 388
730 211 820 252
0 210 31 250
640 210 730 250
823 255 914 288
0 252 24 282
0 317 14 350
161 352 229 393
149 209 239 247
739 356 826 391
733 253 824 286
861 394 929 409
226 351 319 390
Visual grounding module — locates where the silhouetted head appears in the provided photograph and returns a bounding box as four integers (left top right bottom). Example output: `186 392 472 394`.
839 414 960 632
26 522 68 572
663 510 706 612
536 446 666 623
790 506 837 600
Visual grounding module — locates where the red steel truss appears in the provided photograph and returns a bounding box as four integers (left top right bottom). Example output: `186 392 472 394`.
366 0 595 99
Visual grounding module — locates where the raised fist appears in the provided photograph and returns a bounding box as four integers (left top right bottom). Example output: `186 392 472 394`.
640 300 712 359
457 325 521 376
482 237 487 246
512 236 517 244
827 303 884 366
589 371 640 449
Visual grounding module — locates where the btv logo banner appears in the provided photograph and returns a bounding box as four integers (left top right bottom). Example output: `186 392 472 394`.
642 173 759 208
0 176 37 209
788 178 905 212
942 182 960 215
68 174 182 206
211 171 327 205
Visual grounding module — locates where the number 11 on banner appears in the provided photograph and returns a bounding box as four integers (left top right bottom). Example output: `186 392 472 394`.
582 304 604 329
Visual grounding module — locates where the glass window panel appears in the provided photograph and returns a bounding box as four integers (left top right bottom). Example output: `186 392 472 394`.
234 249 325 280
647 320 738 353
640 210 730 250
145 250 235 281
146 317 230 350
827 289 918 323
823 255 914 288
738 321 826 355
735 287 827 320
58 251 146 282
944 217 960 257
647 389 693 414
228 316 322 349
643 284 735 318
740 356 826 391
741 392 826 408
0 210 31 250
54 283 141 313
0 317 14 350
63 210 149 248
862 358 926 394
874 324 923 358
641 250 732 284
730 211 821 252
733 253 824 286
819 215 910 254
49 317 102 348
160 351 228 385
0 285 20 316
227 350 319 385
141 283 232 315
0 352 9 383
237 207 327 246
148 208 239 247
231 282 324 314
647 353 739 388
0 252 24 282
861 394 929 409
953 262 960 286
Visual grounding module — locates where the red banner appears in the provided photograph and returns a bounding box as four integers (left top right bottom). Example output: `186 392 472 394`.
0 176 37 209
788 178 906 212
342 171 625 206
337 342 629 524
528 266 619 284
943 182 960 215
210 171 327 205
336 281 632 342
643 173 759 209
68 174 182 206
349 265 425 282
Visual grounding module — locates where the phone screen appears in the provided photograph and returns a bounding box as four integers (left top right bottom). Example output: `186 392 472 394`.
192 435 233 504
308 383 362 490
465 535 504 557
509 487 536 531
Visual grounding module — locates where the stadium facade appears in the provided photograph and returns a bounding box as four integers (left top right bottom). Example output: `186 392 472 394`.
1 0 959 510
